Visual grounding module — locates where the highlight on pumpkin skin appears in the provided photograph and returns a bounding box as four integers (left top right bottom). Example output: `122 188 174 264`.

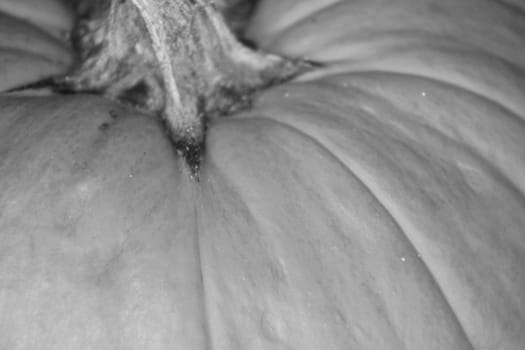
57 0 317 172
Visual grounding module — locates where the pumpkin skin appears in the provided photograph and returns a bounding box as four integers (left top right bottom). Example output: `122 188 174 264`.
0 1 72 91
1 0 525 349
0 96 205 349
0 0 72 38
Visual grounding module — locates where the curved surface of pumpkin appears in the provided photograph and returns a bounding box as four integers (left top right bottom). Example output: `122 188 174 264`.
0 0 73 38
248 0 525 118
0 1 72 91
0 96 208 349
1 0 524 349
201 72 525 349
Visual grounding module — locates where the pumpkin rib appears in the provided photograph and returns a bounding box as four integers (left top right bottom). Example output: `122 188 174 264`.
247 0 341 47
310 69 525 123
275 29 471 64
287 29 525 76
298 62 525 124
0 12 72 70
198 156 302 348
0 0 73 39
254 0 525 68
259 0 385 55
255 77 525 200
384 99 525 203
257 79 525 245
0 48 69 92
222 115 475 348
304 77 525 200
203 117 477 348
196 160 305 349
0 11 71 65
199 154 284 271
244 84 525 347
191 194 214 350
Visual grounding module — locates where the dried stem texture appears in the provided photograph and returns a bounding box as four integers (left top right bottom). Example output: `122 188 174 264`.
66 0 310 147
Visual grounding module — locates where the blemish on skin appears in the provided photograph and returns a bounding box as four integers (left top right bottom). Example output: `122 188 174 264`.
400 256 407 262
457 162 491 193
73 161 88 171
421 91 427 97
260 309 288 344
108 109 119 119
98 122 111 131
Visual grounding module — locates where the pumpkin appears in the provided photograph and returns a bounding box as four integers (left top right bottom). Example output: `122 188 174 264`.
0 0 72 91
1 0 524 349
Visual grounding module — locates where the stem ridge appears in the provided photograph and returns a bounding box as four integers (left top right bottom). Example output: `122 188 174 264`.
65 0 315 156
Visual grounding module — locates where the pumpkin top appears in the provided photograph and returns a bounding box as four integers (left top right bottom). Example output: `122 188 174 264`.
0 0 524 349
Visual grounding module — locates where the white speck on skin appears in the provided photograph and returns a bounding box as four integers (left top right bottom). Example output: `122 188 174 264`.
401 256 407 262
361 104 376 115
421 91 427 97
75 180 98 201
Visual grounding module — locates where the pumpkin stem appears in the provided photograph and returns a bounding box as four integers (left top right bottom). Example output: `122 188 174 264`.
62 0 314 156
